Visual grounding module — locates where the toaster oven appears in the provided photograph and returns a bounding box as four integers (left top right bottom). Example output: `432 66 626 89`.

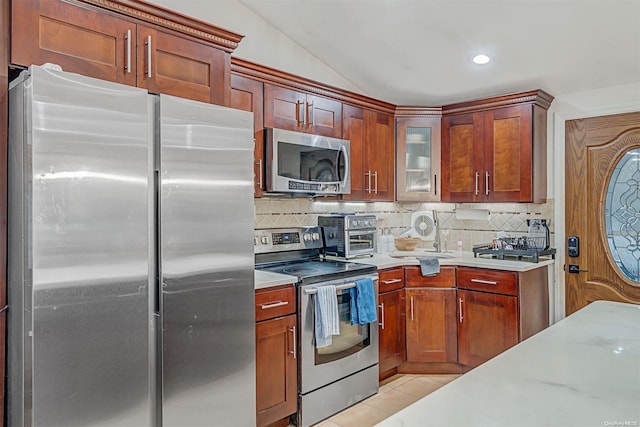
318 214 377 258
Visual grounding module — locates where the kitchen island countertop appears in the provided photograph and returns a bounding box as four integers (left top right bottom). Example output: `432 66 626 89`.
376 300 640 427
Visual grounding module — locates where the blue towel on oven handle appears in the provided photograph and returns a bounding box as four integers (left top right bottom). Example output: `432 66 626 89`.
314 284 340 348
349 278 377 325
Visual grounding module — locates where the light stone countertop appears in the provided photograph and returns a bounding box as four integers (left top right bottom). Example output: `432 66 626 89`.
376 300 640 427
254 251 555 289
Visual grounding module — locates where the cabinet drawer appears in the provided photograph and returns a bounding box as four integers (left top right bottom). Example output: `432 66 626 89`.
255 285 296 322
456 267 518 296
378 267 405 292
405 266 455 288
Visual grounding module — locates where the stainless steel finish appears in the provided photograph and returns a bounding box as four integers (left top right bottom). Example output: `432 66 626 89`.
260 300 289 309
307 101 314 125
302 281 357 295
125 29 132 73
297 100 304 125
485 171 490 195
158 94 255 426
366 170 372 193
299 273 379 394
146 35 152 77
475 171 479 195
382 278 402 285
410 296 415 321
373 170 378 194
265 127 351 195
257 158 263 189
433 209 442 253
290 326 296 359
8 66 152 426
379 303 385 329
471 278 499 285
254 226 323 254
298 364 378 427
459 298 464 323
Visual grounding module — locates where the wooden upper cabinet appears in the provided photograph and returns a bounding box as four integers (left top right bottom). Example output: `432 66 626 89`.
343 105 394 201
11 0 240 105
264 84 342 138
441 90 553 203
136 26 229 104
230 74 264 197
11 0 136 86
396 114 442 202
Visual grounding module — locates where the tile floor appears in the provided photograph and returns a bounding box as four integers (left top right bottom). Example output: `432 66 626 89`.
310 374 461 427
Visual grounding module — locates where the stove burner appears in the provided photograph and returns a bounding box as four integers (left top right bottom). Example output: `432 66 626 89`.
282 266 319 275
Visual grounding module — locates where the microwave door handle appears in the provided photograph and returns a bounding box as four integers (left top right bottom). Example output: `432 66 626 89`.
339 144 349 186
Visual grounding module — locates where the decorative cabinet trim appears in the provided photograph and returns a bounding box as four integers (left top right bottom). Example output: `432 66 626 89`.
79 0 244 52
231 57 396 114
395 106 442 118
442 90 554 115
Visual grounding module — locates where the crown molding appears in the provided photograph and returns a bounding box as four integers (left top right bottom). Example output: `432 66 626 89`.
78 0 244 52
395 106 442 118
442 90 554 115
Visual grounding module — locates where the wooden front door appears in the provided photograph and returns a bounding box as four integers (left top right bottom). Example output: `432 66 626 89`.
565 112 640 314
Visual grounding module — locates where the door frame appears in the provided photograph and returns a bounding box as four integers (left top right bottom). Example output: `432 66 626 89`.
553 95 640 321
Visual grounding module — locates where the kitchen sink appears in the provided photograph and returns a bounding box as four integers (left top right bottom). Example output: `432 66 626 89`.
389 250 457 259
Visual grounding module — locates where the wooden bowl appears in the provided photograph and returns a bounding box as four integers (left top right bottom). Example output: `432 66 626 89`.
394 237 420 251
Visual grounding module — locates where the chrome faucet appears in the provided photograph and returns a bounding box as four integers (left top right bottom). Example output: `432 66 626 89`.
433 210 442 253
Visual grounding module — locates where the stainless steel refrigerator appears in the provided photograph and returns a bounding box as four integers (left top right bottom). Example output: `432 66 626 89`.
7 65 256 426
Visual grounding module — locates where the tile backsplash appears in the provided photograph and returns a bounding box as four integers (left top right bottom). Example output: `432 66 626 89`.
255 198 555 251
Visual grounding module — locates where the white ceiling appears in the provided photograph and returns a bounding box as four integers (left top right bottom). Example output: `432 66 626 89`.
234 0 640 105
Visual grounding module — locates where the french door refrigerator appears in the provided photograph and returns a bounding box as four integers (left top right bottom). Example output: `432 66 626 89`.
7 65 256 426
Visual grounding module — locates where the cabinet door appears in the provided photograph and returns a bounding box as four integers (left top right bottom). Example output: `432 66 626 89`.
136 26 229 104
406 288 457 363
11 0 136 86
484 105 533 202
457 289 519 368
307 94 342 138
366 111 395 201
342 104 367 200
396 117 441 201
256 315 297 427
441 112 484 202
264 84 305 131
379 289 406 374
230 74 265 197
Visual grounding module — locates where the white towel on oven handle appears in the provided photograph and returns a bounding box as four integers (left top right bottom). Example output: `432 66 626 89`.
314 284 340 348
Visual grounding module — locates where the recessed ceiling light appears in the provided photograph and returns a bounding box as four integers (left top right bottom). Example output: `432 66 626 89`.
472 54 491 65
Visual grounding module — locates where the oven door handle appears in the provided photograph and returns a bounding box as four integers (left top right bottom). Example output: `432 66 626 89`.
303 282 356 295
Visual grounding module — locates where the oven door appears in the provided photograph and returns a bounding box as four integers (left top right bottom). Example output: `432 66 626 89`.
299 274 379 394
345 229 376 258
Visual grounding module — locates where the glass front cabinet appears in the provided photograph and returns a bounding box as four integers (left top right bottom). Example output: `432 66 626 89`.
396 115 442 201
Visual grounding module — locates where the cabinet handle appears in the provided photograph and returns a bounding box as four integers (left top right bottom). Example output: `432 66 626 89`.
378 303 385 329
296 100 305 125
373 171 378 194
289 326 296 359
434 174 437 196
259 300 289 309
145 35 152 78
257 159 263 189
474 172 479 195
125 29 132 73
459 298 464 323
307 101 314 126
381 278 402 285
471 278 498 285
365 170 372 194
410 296 414 321
485 171 490 195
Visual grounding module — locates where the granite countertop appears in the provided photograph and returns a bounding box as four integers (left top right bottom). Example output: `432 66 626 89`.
254 269 297 290
376 300 640 427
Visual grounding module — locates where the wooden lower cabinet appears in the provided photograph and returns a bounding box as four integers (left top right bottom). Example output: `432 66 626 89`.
457 289 518 367
378 289 406 374
255 285 297 427
405 288 457 363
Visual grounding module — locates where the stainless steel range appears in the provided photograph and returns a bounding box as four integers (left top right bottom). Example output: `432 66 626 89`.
255 227 379 427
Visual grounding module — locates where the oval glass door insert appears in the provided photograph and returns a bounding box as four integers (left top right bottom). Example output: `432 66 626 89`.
605 147 640 282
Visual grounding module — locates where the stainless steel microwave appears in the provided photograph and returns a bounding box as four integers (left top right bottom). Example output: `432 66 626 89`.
265 128 350 196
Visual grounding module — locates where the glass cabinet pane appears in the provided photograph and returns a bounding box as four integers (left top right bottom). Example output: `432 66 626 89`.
405 127 433 193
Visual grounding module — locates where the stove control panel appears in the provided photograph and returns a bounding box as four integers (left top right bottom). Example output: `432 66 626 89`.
254 226 323 254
